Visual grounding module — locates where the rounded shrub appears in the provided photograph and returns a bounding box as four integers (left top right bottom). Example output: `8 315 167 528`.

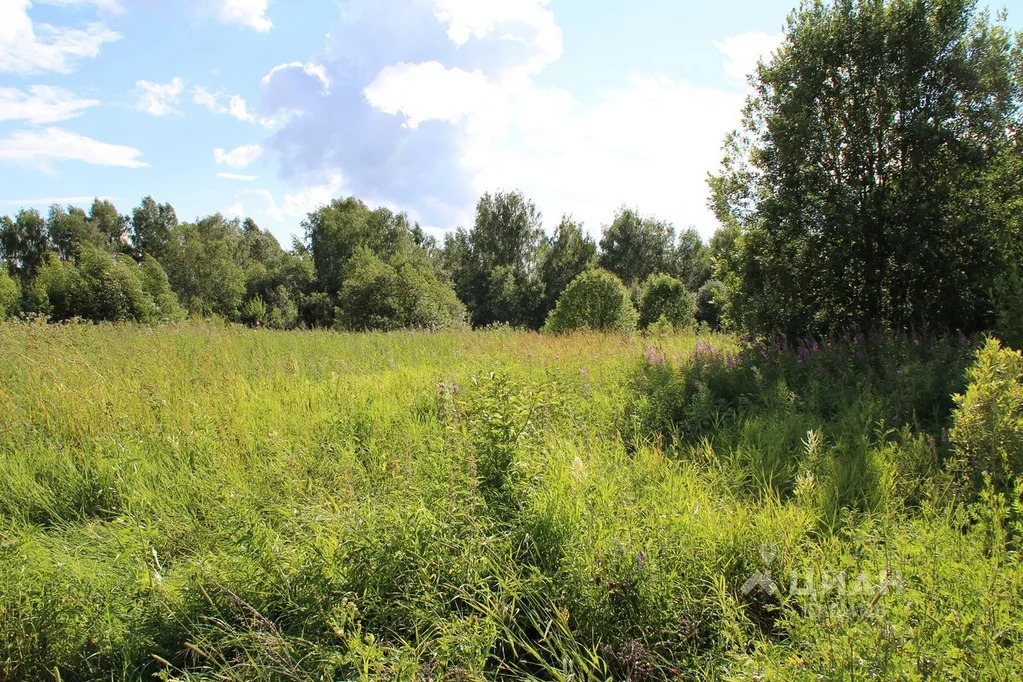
543 268 637 333
638 273 694 330
951 338 1023 495
696 279 727 329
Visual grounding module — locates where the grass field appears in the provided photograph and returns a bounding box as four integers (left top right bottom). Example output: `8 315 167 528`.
1 322 1022 681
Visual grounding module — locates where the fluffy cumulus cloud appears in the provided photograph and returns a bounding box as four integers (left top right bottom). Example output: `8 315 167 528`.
259 0 777 236
213 143 263 169
192 85 283 127
0 85 100 124
716 32 785 82
0 127 146 168
0 0 120 75
134 77 185 116
213 0 272 32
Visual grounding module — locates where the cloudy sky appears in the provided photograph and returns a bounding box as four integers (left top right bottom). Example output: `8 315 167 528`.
3 0 1023 245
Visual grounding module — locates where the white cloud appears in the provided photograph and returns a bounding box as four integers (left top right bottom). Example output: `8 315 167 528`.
715 31 784 83
215 0 271 32
261 61 330 92
242 187 283 221
134 77 185 116
365 61 491 129
282 171 343 217
233 172 343 226
0 127 147 168
218 172 258 181
267 4 777 239
432 0 561 74
0 85 100 124
213 144 263 168
0 0 121 75
225 201 246 217
193 85 278 126
192 85 221 111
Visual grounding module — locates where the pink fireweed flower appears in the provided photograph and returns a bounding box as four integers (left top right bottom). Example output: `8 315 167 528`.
646 346 665 366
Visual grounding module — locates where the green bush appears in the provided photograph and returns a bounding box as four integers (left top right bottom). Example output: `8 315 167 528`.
337 247 466 331
696 279 726 329
76 247 158 323
139 255 185 322
638 273 695 330
0 268 19 319
543 268 637 333
951 338 1023 495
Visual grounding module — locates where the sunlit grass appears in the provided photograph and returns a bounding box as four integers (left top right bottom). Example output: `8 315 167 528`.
1 321 1020 680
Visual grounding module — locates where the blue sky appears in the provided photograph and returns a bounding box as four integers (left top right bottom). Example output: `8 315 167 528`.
2 0 1022 246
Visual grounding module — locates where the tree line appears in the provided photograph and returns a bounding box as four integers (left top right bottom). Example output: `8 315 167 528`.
5 0 1023 343
0 193 722 332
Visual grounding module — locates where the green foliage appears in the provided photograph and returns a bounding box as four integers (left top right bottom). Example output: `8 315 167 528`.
630 333 975 518
951 338 1023 496
139 255 185 323
1 209 49 278
539 216 597 315
47 204 104 261
445 191 546 328
303 197 414 299
337 247 466 331
543 268 637 333
130 196 177 262
598 207 678 287
0 268 19 319
710 0 1022 338
676 227 712 291
162 215 247 319
696 279 726 330
638 273 695 330
88 199 130 253
0 324 1020 679
733 494 1023 679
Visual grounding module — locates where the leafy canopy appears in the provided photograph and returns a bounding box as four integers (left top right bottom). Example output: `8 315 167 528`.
710 0 1022 338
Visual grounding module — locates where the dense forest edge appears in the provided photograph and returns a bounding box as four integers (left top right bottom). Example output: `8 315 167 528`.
5 0 1023 680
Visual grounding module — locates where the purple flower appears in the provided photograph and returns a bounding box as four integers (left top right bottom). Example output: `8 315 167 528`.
580 368 589 379
646 346 665 366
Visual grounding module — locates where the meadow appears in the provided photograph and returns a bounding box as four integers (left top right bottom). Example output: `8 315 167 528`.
1 321 1022 681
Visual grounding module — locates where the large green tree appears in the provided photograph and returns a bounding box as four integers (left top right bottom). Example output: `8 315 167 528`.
539 216 597 315
598 207 679 287
445 191 546 328
303 198 413 300
161 215 247 319
1 210 49 278
710 0 1022 338
131 196 178 262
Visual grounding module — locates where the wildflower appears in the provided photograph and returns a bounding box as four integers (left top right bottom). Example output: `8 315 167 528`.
646 345 665 366
896 369 905 378
580 368 589 379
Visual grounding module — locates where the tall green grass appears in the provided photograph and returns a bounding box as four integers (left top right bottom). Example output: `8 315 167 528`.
0 321 1020 680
